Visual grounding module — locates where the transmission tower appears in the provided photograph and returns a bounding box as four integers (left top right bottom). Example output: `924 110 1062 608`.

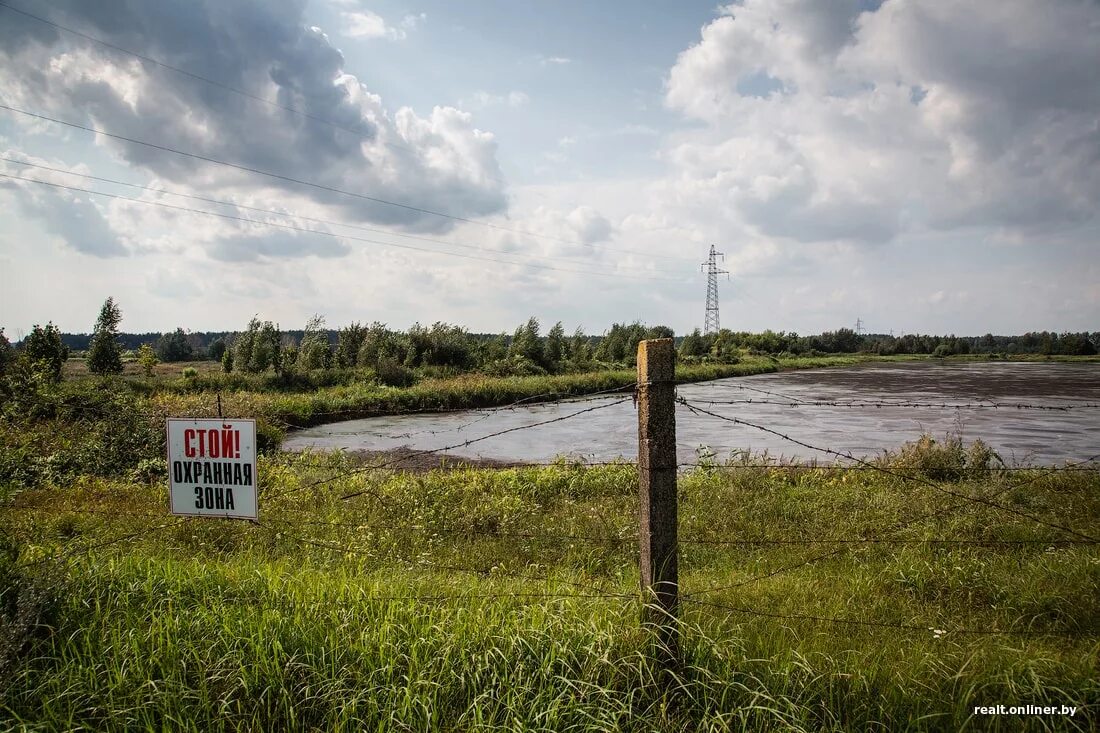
855 317 864 336
701 245 728 335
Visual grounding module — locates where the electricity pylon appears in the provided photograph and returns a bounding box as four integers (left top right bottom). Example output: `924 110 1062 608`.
701 245 728 335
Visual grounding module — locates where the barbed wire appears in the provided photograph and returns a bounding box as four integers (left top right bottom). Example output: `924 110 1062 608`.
11 520 180 570
681 597 1082 637
679 536 1097 547
684 398 1100 411
271 383 636 433
683 452 1100 598
259 521 633 598
677 399 1098 542
259 515 633 545
267 397 633 502
8 504 1095 549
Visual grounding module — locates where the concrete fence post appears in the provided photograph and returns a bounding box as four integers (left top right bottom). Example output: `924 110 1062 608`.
636 338 679 668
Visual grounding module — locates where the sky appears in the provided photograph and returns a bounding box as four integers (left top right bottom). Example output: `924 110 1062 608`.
0 0 1098 338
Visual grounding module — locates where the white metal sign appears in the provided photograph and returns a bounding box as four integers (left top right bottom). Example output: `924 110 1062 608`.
167 418 257 519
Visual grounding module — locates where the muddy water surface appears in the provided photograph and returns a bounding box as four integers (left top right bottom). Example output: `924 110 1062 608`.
282 362 1100 466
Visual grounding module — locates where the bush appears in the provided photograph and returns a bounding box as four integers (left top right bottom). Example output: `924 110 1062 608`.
181 367 199 379
0 381 165 485
884 433 1002 481
137 344 159 377
480 356 547 377
21 323 69 383
931 344 954 358
0 537 65 689
375 357 415 387
154 329 194 362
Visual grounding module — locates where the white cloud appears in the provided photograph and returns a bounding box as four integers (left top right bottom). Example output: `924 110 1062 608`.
539 56 572 66
0 0 507 244
342 10 396 39
462 90 530 109
401 12 427 30
662 0 1100 247
340 8 423 40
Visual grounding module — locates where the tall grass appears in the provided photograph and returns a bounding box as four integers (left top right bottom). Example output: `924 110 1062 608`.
151 356 872 431
2 448 1097 731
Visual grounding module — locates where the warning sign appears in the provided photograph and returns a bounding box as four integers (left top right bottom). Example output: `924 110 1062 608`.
167 418 257 519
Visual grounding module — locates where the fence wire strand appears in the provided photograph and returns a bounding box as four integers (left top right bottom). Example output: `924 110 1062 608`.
677 398 1098 543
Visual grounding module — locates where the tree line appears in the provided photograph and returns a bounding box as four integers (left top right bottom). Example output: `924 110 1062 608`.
217 317 676 385
3 297 1097 390
677 328 1098 358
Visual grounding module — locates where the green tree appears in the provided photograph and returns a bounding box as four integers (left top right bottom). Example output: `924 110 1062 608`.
208 338 227 363
155 328 194 362
335 322 368 368
646 325 675 340
569 327 592 366
0 328 11 376
403 322 474 369
356 322 406 368
233 317 282 374
87 297 124 376
678 328 707 358
297 315 332 371
477 333 509 366
22 322 70 382
509 317 545 368
545 322 567 366
710 329 740 362
221 347 234 373
595 322 648 365
137 343 159 377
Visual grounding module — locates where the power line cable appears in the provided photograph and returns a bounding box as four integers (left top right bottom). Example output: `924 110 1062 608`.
0 172 683 282
0 0 734 268
0 103 696 262
0 155 679 276
0 1 373 139
0 0 512 186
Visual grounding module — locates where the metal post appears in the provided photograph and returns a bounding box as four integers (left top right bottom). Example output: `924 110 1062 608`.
637 338 679 667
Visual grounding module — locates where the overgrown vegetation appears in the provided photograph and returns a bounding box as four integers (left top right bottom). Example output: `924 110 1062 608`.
1 353 868 488
16 301 1099 378
0 444 1096 731
2 302 1097 729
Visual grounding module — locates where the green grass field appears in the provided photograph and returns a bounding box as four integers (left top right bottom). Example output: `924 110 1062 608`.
2 447 1097 731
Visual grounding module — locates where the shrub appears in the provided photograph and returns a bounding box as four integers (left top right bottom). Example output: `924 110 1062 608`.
480 356 547 377
181 367 199 379
137 344 159 377
21 323 69 383
375 356 415 387
154 328 194 362
884 433 1002 481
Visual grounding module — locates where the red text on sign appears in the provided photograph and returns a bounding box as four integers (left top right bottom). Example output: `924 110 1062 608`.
183 426 241 459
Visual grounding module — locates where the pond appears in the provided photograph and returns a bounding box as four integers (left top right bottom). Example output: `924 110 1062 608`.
282 361 1100 466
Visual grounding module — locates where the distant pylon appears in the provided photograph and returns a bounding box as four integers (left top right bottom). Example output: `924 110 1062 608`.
701 245 728 335
855 317 864 336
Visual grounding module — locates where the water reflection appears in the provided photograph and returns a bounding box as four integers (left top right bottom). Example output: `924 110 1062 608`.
282 362 1100 466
